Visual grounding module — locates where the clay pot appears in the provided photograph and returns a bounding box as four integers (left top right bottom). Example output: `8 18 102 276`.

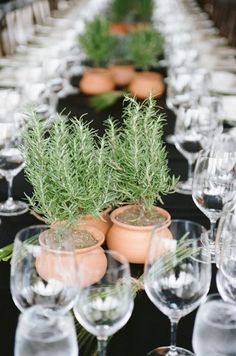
80 68 115 95
109 22 134 35
108 64 136 87
79 208 112 236
106 205 171 264
128 71 165 99
36 225 107 286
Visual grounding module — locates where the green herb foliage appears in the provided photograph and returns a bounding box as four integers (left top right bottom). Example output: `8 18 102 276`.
23 113 115 224
127 26 164 70
78 16 115 67
108 0 153 22
89 91 124 112
105 96 176 212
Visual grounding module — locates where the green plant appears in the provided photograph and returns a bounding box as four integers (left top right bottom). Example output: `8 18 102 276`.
23 113 115 225
108 0 153 22
127 26 164 70
104 95 177 212
78 16 115 67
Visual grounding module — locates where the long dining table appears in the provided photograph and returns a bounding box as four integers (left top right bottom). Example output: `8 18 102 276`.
0 72 218 356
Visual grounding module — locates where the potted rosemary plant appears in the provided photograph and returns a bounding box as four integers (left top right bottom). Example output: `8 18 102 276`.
108 0 154 34
21 112 116 272
78 16 116 95
105 96 176 263
127 26 165 99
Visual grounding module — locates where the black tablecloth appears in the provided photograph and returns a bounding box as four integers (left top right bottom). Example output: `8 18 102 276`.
0 88 217 356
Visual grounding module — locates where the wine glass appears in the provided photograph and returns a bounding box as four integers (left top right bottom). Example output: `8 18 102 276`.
144 219 211 356
192 149 236 262
0 118 28 216
73 250 134 356
10 225 78 313
174 102 222 195
215 208 236 303
15 305 78 356
192 294 236 356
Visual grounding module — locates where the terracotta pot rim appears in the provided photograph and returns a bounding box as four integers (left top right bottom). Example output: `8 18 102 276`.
39 226 105 255
109 204 171 231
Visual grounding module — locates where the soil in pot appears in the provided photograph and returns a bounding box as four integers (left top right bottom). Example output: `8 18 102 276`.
41 228 97 250
115 205 166 226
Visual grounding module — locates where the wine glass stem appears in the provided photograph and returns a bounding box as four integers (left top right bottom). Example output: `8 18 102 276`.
209 220 217 245
97 337 107 356
6 175 13 202
169 319 179 356
187 160 194 182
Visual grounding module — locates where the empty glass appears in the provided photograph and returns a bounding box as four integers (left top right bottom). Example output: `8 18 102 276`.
11 225 78 313
0 118 28 216
192 149 236 262
144 219 211 356
14 305 78 356
216 208 236 303
73 250 134 356
174 103 222 194
192 294 236 356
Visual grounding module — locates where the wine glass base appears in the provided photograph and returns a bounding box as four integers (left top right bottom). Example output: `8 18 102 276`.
175 180 193 195
0 200 28 216
146 346 195 356
165 134 175 145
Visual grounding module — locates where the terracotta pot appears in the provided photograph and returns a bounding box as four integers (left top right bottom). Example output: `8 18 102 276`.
109 22 134 35
79 208 112 236
108 64 136 87
109 22 150 35
128 71 165 99
80 68 115 95
106 205 171 264
36 225 107 285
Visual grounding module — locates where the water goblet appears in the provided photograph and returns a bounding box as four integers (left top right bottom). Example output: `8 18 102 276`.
15 305 78 356
144 219 211 356
73 249 134 356
0 118 28 216
10 225 78 313
192 149 236 262
174 103 221 194
192 294 236 356
215 208 236 302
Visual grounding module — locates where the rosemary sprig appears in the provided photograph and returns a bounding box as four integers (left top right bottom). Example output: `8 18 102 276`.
0 234 39 262
89 91 124 112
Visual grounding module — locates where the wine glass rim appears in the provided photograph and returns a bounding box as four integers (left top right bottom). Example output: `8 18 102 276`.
153 219 207 233
15 224 49 242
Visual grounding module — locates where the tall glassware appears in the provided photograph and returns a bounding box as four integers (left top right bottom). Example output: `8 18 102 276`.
11 225 78 313
192 149 235 262
192 294 236 356
15 305 78 356
73 250 134 356
174 103 222 195
0 118 28 216
144 219 211 356
216 207 236 302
